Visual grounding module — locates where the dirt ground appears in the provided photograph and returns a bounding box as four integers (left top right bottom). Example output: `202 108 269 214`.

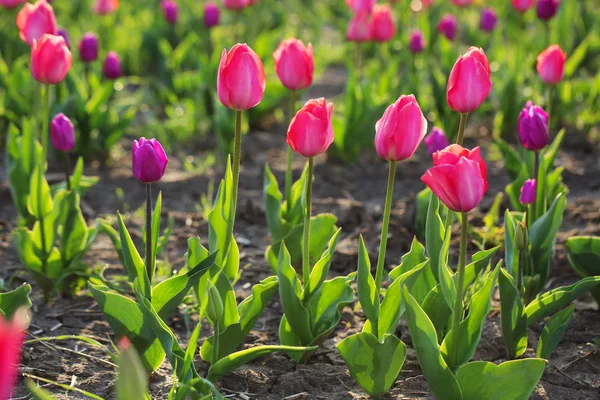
1 68 600 399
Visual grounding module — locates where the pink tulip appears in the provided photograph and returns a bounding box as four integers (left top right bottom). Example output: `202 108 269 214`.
92 0 119 15
345 0 375 13
370 5 396 43
451 0 472 7
536 45 566 85
222 0 248 10
421 145 488 212
511 0 534 13
217 44 266 111
132 138 168 183
273 39 314 91
346 11 372 43
375 95 428 161
287 98 334 158
31 34 72 85
0 0 25 9
16 0 57 46
447 47 492 113
0 310 28 400
50 113 75 152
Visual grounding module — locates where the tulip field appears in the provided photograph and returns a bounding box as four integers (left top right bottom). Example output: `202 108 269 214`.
2 0 600 399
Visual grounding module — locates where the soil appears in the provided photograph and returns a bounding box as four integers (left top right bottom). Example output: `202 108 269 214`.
1 67 600 399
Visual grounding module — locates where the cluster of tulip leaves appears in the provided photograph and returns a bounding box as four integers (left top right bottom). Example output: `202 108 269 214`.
0 283 32 319
566 236 600 304
263 162 338 272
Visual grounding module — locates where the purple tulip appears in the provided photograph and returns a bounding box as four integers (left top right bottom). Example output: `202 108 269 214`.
132 138 168 183
409 29 425 54
102 51 121 79
424 127 449 156
50 113 75 152
437 14 457 42
203 2 219 28
57 28 70 49
79 32 98 63
518 101 549 151
537 0 560 21
519 179 537 205
480 8 497 32
161 0 178 25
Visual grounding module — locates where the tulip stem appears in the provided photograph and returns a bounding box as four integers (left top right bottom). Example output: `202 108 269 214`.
450 212 469 368
65 154 71 191
212 320 220 366
374 161 396 308
355 43 363 81
456 112 468 145
302 157 314 286
284 90 297 203
517 246 524 296
547 85 554 130
39 84 50 269
533 151 540 222
145 183 153 282
224 110 243 262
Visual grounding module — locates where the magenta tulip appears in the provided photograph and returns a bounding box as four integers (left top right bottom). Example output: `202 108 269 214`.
204 2 220 28
57 28 70 49
451 0 472 7
50 113 75 152
132 138 168 183
447 47 492 113
79 33 98 63
480 8 497 32
161 0 178 24
511 0 534 13
345 0 375 13
537 45 566 85
346 11 372 43
222 0 248 10
0 0 25 9
537 0 560 21
16 0 57 46
273 39 314 91
31 34 72 85
370 5 396 42
103 51 122 79
425 127 449 156
287 98 334 158
437 14 457 41
409 29 425 54
217 44 266 111
518 101 549 151
519 179 537 205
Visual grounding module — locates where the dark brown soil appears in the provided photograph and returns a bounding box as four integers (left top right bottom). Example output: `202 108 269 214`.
1 69 600 399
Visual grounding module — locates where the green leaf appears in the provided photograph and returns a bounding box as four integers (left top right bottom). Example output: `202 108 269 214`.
116 340 149 400
117 212 151 299
27 166 53 219
305 228 341 300
504 210 519 277
0 284 32 318
415 188 431 240
27 380 58 399
337 332 407 397
403 287 462 400
461 246 501 289
57 191 89 265
426 194 445 281
565 236 600 303
525 276 600 324
149 191 163 281
263 163 284 239
537 304 574 360
499 268 528 359
422 285 452 341
544 129 565 170
389 237 427 279
456 359 546 400
438 230 456 310
356 236 380 325
207 345 317 382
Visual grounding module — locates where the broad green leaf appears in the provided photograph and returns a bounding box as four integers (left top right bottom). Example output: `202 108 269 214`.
462 246 500 289
57 191 88 265
356 236 380 325
415 188 431 240
99 222 125 265
0 284 32 318
544 129 565 170
499 268 527 359
565 236 600 303
305 276 354 342
422 285 452 341
337 332 406 397
305 228 341 301
389 237 427 279
27 166 53 219
426 194 445 281
456 359 546 400
403 287 462 400
213 271 240 328
27 380 57 400
536 304 574 359
263 163 284 239
504 210 519 277
182 322 202 380
116 340 149 400
438 230 456 310
117 212 151 299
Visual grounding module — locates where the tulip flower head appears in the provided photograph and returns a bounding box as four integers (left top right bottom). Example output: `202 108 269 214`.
0 309 28 400
204 2 220 28
519 179 537 205
222 0 248 10
287 98 334 158
480 8 497 32
511 0 534 13
79 33 99 63
517 101 549 151
447 47 492 113
409 29 425 54
132 138 168 183
370 5 396 42
437 14 457 41
103 51 122 79
421 145 488 212
50 113 75 152
425 127 449 156
161 0 178 24
16 0 57 46
93 0 119 15
57 28 70 49
273 39 314 91
451 0 472 7
536 45 566 85
0 0 25 9
345 0 375 13
346 11 372 43
217 44 266 111
537 0 560 21
31 34 72 85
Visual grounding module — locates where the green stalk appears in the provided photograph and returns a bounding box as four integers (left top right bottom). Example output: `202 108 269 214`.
284 90 297 203
450 212 469 366
39 84 50 269
145 182 153 282
547 85 554 130
355 43 362 81
532 151 540 222
65 154 72 191
302 157 314 286
517 247 523 296
211 320 220 366
223 110 243 260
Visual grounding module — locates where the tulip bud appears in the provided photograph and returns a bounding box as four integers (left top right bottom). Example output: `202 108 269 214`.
519 179 537 205
375 95 428 161
447 47 492 113
370 5 396 43
1 0 25 10
79 33 99 63
536 45 566 85
217 44 266 111
92 0 119 15
518 102 549 151
103 51 122 80
409 29 425 54
223 0 248 10
31 34 72 85
50 113 75 152
480 8 497 33
451 0 472 7
287 98 334 158
345 0 375 13
57 28 70 49
160 0 178 25
346 11 372 43
437 14 457 42
424 127 449 156
515 221 528 251
132 138 168 183
0 308 28 400
421 145 488 213
206 285 224 325
16 0 57 46
273 39 314 91
511 0 534 13
537 0 560 21
203 2 220 28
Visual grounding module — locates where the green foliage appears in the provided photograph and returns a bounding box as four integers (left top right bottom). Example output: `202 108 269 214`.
0 284 32 318
565 236 600 304
499 269 528 359
116 341 150 400
536 304 574 360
